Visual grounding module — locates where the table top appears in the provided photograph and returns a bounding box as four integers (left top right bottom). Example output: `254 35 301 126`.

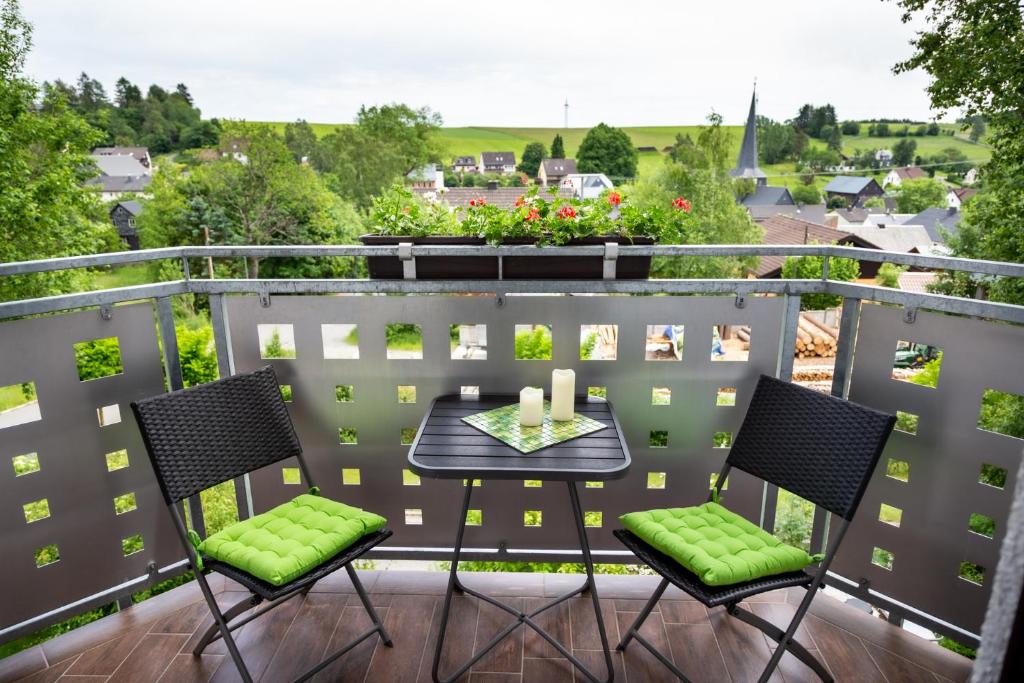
408 394 631 481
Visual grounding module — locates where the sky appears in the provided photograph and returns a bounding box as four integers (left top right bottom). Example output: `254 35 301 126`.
21 0 939 128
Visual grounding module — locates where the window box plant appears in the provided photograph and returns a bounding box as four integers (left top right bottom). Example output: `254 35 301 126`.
360 186 693 280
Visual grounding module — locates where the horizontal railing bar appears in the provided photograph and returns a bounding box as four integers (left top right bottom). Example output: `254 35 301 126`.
829 281 1024 324
0 281 188 319
2 244 1023 278
188 278 827 296
0 247 186 276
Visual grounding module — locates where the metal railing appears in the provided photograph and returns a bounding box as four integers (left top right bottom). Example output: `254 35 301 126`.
1 243 1022 652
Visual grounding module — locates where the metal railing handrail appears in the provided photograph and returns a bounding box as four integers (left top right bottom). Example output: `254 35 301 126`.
1 244 1022 279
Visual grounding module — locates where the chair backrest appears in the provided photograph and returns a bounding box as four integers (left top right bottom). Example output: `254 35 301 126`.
131 365 301 504
726 375 895 520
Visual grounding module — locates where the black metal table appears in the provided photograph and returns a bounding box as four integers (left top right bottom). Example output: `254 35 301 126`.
408 394 631 683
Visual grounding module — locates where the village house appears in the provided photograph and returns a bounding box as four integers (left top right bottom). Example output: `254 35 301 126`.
908 207 962 244
947 187 977 209
963 167 979 185
451 156 477 173
823 175 885 208
753 214 882 278
406 164 444 190
562 173 614 199
108 200 143 250
220 137 250 164
537 158 577 187
92 147 152 174
883 166 926 187
85 154 152 202
480 151 516 174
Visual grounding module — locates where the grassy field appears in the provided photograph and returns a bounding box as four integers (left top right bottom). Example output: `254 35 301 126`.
258 121 990 188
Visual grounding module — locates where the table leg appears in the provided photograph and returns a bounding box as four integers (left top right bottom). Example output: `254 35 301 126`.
432 483 474 683
431 481 615 683
567 480 615 683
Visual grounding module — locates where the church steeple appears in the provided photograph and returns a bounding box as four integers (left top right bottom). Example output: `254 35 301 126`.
730 84 767 186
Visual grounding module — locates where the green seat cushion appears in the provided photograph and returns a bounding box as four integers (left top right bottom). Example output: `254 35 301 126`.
198 493 387 586
620 501 815 586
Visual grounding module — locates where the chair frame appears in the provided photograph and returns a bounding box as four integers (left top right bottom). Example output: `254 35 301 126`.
132 367 393 683
615 376 894 683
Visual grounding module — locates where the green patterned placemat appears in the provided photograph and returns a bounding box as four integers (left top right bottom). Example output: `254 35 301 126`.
462 401 607 453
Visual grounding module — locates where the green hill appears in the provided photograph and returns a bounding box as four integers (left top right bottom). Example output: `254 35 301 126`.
257 121 990 185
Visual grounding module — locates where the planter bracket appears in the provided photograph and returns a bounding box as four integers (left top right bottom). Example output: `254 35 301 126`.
495 293 505 308
398 242 417 280
603 243 619 280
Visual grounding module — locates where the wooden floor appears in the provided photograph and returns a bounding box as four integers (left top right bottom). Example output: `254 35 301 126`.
1 570 973 683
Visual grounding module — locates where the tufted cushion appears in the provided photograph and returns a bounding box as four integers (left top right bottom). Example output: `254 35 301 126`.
199 494 387 586
619 502 815 586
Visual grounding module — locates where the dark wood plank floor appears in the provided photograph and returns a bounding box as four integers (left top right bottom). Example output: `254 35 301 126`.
1 571 973 683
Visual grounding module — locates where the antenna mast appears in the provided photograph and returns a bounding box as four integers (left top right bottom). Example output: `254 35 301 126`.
564 98 569 129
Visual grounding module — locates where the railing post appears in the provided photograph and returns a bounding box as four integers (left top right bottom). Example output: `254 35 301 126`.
155 296 206 537
831 297 862 398
763 292 802 531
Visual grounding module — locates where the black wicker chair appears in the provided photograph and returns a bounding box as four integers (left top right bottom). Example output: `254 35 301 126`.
131 366 392 683
615 375 895 683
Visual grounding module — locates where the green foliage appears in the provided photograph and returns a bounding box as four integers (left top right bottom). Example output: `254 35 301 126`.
841 121 861 135
0 2 116 303
550 133 565 159
909 352 943 389
757 117 798 164
140 123 365 279
74 338 123 381
633 114 761 279
262 327 295 359
875 262 908 288
579 331 598 360
892 138 917 166
781 253 860 310
385 323 423 351
978 389 1024 440
312 103 444 208
863 196 886 208
790 184 820 204
576 123 638 178
773 489 814 552
938 637 976 659
518 141 546 176
895 178 947 213
176 325 218 387
515 327 552 360
793 103 838 139
283 119 318 162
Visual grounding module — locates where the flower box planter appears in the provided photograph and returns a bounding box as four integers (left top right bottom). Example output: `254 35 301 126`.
359 234 653 280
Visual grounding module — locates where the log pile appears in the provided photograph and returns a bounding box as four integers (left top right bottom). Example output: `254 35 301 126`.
795 314 838 358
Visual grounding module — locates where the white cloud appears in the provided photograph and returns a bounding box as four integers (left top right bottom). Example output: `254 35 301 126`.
21 0 937 126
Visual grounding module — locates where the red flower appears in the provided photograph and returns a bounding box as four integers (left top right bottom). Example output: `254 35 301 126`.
608 191 621 206
525 208 541 221
476 197 487 206
468 199 476 207
514 195 526 207
672 196 692 213
557 205 577 220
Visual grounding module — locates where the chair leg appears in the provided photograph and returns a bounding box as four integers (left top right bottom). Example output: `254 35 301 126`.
728 588 834 683
193 593 260 655
616 577 669 651
194 570 255 683
346 564 393 647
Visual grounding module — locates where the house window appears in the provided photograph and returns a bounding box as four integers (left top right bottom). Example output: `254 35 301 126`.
127 218 135 228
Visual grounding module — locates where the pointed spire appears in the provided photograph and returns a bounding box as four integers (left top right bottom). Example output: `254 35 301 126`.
730 84 767 186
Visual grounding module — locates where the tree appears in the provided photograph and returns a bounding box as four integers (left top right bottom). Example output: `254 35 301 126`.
0 0 115 303
967 115 986 142
876 262 908 288
757 117 796 164
576 123 638 179
312 103 443 208
518 142 547 176
631 113 761 278
896 0 1024 306
140 123 365 279
550 134 565 159
283 119 318 163
841 121 860 135
781 253 859 310
894 178 947 213
791 184 821 204
892 138 917 166
825 124 842 151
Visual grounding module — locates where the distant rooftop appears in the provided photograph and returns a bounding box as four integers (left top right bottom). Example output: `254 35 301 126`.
823 176 874 194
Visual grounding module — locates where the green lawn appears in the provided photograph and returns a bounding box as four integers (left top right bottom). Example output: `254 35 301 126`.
89 264 155 290
257 121 990 186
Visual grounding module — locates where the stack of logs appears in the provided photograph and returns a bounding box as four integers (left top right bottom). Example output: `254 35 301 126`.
795 314 839 358
734 314 839 358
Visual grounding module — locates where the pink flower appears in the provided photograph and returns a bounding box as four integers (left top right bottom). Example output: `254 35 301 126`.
672 196 692 213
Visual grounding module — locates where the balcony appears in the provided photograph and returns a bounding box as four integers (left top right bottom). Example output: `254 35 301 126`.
1 244 1022 682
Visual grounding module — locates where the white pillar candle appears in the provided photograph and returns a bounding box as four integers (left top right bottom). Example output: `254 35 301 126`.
519 387 544 427
550 369 576 422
